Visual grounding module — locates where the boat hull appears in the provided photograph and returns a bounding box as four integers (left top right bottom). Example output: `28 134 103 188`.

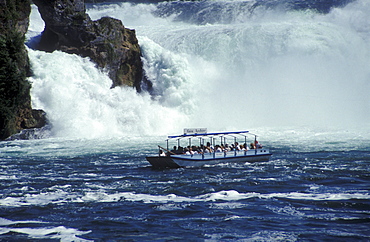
146 156 182 168
146 149 272 168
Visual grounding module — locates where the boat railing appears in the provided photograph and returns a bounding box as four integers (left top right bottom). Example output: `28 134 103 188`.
173 148 270 159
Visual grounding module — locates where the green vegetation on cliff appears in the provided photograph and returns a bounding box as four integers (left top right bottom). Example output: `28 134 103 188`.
0 31 30 139
0 0 45 140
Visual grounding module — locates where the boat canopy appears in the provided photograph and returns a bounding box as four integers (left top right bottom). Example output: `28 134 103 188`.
168 130 250 139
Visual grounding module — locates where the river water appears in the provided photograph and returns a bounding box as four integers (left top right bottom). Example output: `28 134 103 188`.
1 128 369 241
1 0 370 240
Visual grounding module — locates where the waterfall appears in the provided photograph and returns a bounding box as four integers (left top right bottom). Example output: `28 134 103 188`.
27 0 370 138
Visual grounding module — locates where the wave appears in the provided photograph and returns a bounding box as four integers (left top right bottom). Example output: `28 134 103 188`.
0 217 91 241
1 189 368 207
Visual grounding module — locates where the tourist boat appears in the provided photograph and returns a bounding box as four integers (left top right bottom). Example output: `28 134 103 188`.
146 129 272 168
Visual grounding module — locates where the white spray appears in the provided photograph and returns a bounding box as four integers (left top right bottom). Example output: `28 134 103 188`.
27 1 370 138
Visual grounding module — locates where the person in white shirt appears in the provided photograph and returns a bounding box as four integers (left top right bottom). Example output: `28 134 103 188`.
185 147 195 155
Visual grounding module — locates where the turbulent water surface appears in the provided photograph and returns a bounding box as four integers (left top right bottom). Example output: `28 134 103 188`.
1 0 370 240
1 129 369 241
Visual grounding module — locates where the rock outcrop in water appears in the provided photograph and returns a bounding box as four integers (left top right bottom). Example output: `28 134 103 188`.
33 0 143 89
0 0 46 140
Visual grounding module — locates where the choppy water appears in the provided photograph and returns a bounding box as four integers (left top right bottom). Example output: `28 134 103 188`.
3 0 369 240
1 129 369 241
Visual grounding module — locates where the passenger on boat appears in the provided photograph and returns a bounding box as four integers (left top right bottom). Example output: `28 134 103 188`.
159 150 166 156
199 145 205 153
185 147 195 155
204 146 212 153
250 142 256 149
215 145 223 152
191 146 200 154
255 140 263 149
235 142 241 151
171 146 178 154
206 142 214 152
178 146 184 154
240 144 247 151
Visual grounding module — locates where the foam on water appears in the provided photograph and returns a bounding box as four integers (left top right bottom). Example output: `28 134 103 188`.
1 188 368 208
0 218 91 241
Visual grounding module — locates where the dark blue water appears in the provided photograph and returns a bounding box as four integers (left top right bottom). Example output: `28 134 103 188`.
0 131 369 241
4 0 370 240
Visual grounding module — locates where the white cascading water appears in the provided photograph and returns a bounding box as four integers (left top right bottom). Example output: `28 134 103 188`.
28 49 187 138
27 0 370 139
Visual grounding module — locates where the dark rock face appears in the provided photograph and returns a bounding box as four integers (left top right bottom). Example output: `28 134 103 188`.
0 0 46 140
33 0 143 89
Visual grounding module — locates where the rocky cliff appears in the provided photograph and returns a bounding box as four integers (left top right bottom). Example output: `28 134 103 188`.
0 0 46 140
33 0 143 89
0 0 145 140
